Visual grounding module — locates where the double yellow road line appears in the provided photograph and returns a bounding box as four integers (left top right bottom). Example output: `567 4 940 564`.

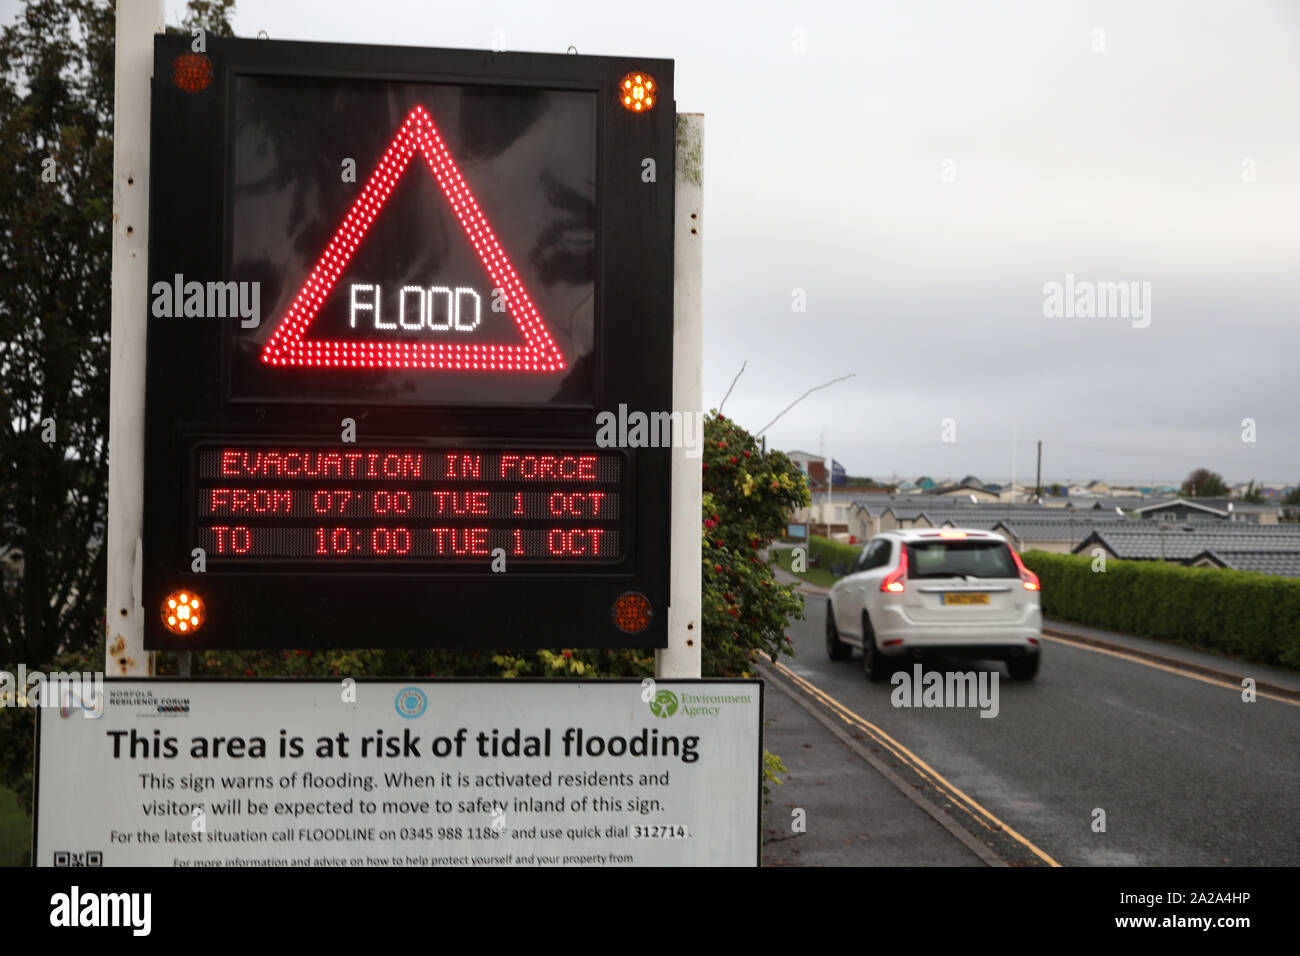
1040 632 1300 707
763 657 1062 867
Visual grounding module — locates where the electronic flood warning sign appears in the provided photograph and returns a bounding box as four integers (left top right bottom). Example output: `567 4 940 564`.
143 36 675 650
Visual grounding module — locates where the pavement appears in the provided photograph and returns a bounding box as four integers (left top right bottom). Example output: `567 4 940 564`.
760 663 991 866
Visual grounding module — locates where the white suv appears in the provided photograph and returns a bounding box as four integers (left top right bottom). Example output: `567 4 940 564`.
826 529 1043 681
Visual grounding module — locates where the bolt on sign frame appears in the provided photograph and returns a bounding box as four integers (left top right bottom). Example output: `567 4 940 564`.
145 35 674 650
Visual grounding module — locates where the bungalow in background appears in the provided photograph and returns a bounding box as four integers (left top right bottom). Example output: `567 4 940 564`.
1073 524 1300 570
1133 497 1281 525
1187 549 1300 578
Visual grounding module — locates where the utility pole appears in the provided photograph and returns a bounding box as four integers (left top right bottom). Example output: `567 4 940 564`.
827 454 833 536
1035 440 1042 501
819 430 829 537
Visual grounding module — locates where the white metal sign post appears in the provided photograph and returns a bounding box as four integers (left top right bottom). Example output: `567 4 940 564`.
105 0 163 678
657 114 704 680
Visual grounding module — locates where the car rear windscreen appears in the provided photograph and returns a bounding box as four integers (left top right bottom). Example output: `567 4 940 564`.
905 540 1017 579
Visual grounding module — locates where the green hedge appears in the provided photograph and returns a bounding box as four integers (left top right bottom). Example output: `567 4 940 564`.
1022 551 1300 669
807 535 861 570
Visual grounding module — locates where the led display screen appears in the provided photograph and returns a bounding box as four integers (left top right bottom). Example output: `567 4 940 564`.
143 36 674 651
227 77 598 406
192 445 624 562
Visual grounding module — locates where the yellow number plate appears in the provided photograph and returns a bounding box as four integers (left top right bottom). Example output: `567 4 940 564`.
943 593 990 605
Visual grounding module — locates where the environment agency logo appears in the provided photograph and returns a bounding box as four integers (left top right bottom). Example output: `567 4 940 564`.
394 687 427 718
648 689 678 718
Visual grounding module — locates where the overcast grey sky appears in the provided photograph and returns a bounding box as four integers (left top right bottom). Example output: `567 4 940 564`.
15 0 1297 486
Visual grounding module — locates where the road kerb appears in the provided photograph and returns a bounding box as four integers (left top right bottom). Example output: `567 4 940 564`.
1041 626 1300 703
757 660 1006 867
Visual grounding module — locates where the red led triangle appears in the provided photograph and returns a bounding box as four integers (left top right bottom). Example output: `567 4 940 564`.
261 105 565 372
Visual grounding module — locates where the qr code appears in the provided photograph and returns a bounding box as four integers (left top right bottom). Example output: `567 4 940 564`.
52 850 103 867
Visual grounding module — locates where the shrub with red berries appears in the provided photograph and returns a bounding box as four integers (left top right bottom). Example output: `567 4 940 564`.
701 411 809 674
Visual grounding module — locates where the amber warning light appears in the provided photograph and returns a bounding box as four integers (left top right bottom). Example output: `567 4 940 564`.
612 591 652 634
620 72 656 112
170 51 213 93
162 590 203 635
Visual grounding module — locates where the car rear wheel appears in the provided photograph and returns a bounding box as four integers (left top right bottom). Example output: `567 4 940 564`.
826 601 851 661
1007 653 1040 681
861 614 890 682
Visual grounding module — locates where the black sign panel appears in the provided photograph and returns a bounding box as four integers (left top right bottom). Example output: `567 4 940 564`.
144 37 674 649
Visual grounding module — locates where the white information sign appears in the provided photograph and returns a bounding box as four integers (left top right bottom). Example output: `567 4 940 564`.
35 679 761 867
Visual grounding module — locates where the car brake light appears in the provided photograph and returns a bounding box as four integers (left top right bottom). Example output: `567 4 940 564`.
1009 548 1040 591
881 548 908 592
